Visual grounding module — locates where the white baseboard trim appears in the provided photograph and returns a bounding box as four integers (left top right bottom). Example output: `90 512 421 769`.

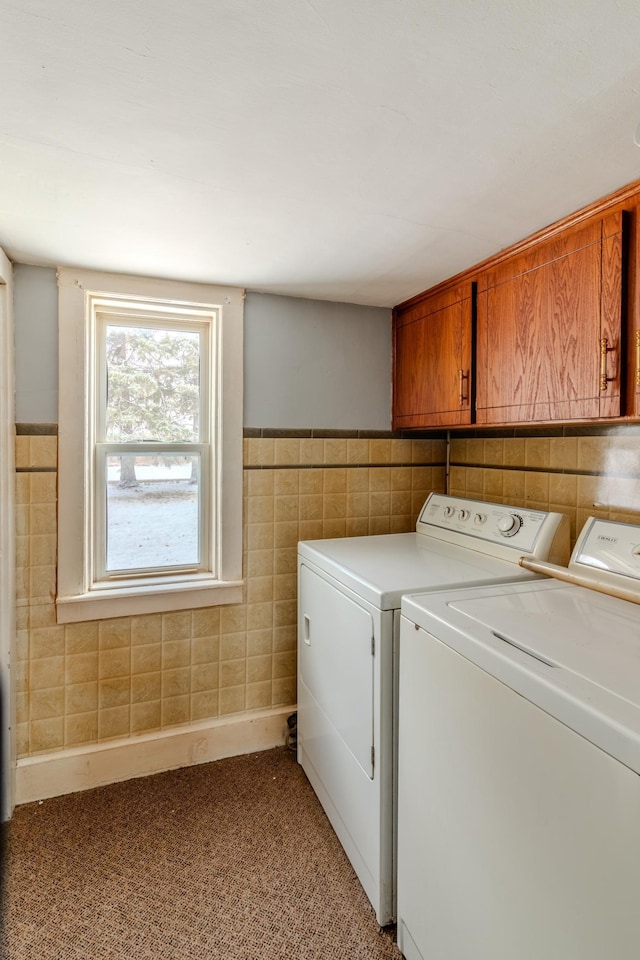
16 706 294 805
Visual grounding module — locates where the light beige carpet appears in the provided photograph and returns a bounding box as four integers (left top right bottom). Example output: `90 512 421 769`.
4 747 401 959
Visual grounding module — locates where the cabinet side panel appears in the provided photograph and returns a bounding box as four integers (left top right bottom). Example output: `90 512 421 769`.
393 316 429 423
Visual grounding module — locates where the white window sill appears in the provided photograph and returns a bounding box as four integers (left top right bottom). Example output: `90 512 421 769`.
56 577 244 623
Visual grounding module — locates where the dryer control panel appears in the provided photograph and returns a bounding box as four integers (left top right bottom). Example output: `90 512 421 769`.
416 494 570 565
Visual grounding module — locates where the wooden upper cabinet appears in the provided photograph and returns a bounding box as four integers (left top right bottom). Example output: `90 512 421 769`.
475 211 624 424
393 284 473 429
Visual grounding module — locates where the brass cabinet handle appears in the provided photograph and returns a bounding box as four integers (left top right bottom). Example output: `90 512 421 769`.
636 331 640 388
458 369 469 406
600 338 613 391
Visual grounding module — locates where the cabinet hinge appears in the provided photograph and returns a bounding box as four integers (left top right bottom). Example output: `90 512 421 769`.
371 635 375 656
371 745 375 774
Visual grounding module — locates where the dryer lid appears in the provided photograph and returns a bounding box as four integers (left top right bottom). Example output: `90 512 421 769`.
298 532 537 609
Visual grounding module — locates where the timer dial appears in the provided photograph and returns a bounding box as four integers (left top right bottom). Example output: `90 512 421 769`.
498 513 523 537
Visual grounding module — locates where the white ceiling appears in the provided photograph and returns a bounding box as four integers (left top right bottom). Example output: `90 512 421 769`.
2 1 640 308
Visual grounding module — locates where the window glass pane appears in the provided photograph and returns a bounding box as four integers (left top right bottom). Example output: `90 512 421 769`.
105 454 200 572
105 325 201 442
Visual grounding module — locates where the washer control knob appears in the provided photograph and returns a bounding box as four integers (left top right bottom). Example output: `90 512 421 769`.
458 509 470 520
498 513 523 537
444 505 455 518
474 512 487 525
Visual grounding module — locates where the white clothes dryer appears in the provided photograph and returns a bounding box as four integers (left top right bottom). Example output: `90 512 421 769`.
397 516 640 960
297 493 569 925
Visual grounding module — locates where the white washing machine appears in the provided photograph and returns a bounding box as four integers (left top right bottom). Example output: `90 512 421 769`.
297 493 569 925
397 516 640 960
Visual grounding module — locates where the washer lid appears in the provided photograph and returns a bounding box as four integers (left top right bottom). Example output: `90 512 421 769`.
451 584 640 710
403 579 640 773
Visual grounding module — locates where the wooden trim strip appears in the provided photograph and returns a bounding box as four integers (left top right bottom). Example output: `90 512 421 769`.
15 423 58 435
395 176 640 310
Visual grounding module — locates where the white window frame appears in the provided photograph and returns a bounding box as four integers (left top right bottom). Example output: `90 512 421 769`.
57 269 244 623
93 304 212 583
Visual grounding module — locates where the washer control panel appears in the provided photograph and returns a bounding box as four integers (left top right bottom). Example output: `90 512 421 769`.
417 494 569 561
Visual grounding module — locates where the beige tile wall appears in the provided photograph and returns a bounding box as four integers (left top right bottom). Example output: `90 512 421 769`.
450 430 640 544
15 432 446 759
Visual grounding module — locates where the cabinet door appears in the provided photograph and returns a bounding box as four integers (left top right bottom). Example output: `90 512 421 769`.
476 212 623 424
393 284 473 428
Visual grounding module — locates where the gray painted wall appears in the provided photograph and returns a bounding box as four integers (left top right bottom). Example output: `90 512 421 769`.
244 292 390 429
12 266 392 429
13 265 58 423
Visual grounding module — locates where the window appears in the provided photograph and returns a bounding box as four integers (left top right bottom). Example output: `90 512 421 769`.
97 306 209 580
57 270 244 622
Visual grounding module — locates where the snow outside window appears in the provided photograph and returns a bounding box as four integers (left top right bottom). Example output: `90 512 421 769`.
57 270 244 623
